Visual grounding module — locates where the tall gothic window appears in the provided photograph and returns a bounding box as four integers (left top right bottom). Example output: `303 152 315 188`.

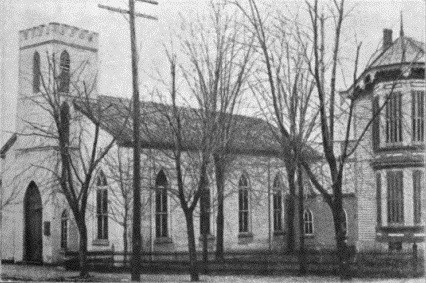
303 209 314 235
412 91 424 142
96 170 108 240
238 174 250 233
272 175 283 232
33 52 40 93
387 171 404 225
155 170 168 238
385 92 402 144
59 50 70 93
61 209 68 249
413 170 423 224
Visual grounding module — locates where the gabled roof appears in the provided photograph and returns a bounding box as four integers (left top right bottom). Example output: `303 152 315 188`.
368 36 424 69
74 95 319 159
0 133 17 159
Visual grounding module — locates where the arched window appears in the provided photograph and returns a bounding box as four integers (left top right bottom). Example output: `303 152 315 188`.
59 50 70 93
33 52 40 92
155 170 168 238
238 174 250 233
272 174 283 232
96 170 108 240
61 210 69 249
303 209 314 235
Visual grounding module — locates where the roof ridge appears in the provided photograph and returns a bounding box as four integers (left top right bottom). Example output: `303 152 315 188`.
98 94 267 124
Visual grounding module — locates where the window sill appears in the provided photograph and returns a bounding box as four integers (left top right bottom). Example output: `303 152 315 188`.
154 237 173 244
238 232 253 238
92 239 109 246
238 232 253 244
376 143 424 152
304 234 314 239
198 234 215 242
273 231 286 236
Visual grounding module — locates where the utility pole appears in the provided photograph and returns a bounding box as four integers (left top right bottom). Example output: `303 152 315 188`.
99 1 158 281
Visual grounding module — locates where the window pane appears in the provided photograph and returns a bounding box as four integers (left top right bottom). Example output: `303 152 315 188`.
155 214 161 237
96 190 101 214
162 214 168 237
413 170 422 224
372 96 380 149
155 172 168 238
103 215 108 239
102 190 108 213
387 171 404 224
59 51 70 93
33 52 40 92
97 215 103 239
376 173 382 225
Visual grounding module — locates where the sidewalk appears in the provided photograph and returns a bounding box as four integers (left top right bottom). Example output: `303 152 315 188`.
1 263 424 282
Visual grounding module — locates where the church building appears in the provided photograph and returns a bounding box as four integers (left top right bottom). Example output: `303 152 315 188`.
0 22 424 264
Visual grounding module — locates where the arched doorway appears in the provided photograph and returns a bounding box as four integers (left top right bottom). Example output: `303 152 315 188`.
23 181 43 263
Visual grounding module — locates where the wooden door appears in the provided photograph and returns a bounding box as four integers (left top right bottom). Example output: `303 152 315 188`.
24 182 43 263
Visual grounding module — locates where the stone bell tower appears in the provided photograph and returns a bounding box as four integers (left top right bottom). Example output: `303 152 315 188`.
16 23 99 150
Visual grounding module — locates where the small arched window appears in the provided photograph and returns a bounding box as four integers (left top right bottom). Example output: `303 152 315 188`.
155 170 168 238
238 174 250 233
303 209 314 235
272 174 283 232
96 170 108 240
59 50 70 93
61 209 69 249
33 52 40 92
96 170 108 187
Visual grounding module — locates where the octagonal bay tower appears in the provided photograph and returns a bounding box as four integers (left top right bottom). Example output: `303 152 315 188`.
1 23 98 263
347 27 424 251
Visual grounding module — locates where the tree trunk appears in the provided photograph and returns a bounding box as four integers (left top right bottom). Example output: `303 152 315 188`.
331 193 350 279
286 167 296 252
185 212 199 281
77 219 89 278
214 156 225 261
200 167 210 274
297 165 306 275
202 229 208 274
201 194 208 274
123 216 128 266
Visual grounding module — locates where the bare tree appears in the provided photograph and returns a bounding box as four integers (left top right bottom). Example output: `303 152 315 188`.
103 147 133 265
236 0 319 258
154 53 213 281
238 0 423 278
0 148 27 211
22 52 128 277
176 0 255 262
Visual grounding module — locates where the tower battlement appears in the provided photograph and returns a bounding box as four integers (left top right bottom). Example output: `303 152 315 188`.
19 23 98 52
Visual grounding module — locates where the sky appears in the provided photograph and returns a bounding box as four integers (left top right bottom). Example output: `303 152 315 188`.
0 0 425 146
